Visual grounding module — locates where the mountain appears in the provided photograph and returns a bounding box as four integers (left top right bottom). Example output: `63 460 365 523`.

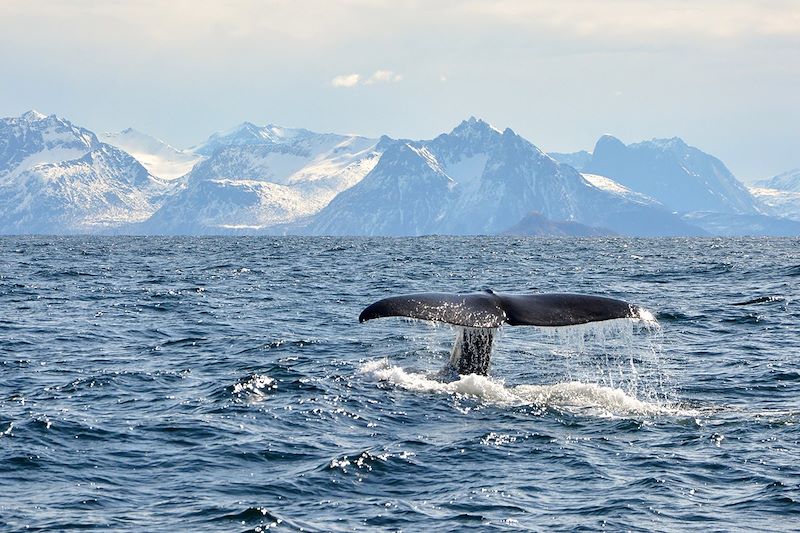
192 122 316 156
754 168 800 192
743 168 800 222
501 212 612 236
301 142 453 236
1 111 793 236
1 110 97 176
0 111 165 234
138 123 383 234
308 118 703 237
584 135 759 214
100 128 201 180
749 188 800 222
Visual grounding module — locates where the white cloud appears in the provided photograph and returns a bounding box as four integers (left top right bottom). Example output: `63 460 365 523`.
462 0 800 42
331 70 402 88
365 70 403 84
331 73 361 88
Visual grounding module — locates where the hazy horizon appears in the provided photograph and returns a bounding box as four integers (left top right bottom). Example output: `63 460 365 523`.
2 0 798 180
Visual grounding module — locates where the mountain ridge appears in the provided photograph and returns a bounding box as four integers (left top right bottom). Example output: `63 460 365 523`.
0 110 792 236
308 119 703 237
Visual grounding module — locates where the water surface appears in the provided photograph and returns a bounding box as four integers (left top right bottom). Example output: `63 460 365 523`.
1 237 798 531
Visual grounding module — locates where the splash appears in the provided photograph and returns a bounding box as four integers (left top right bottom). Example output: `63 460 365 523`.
359 359 686 417
359 312 683 417
532 316 667 402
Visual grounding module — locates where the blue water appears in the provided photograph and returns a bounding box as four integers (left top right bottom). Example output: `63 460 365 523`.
1 236 798 531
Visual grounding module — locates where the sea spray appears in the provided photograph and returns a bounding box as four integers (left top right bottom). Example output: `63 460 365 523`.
359 314 677 415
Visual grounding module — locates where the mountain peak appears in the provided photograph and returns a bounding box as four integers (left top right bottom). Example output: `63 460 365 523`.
594 134 626 154
20 109 48 121
587 134 756 215
225 121 263 138
450 116 501 137
643 137 688 151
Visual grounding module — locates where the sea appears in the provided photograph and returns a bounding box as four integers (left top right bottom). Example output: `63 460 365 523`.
1 236 798 531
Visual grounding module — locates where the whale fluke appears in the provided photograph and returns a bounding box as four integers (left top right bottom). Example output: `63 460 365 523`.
359 290 644 375
359 290 640 328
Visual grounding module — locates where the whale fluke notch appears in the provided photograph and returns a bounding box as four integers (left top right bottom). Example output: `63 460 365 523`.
359 290 640 328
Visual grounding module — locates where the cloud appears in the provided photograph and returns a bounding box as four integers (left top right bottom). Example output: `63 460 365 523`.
331 73 361 88
462 0 800 43
331 70 402 88
365 70 403 84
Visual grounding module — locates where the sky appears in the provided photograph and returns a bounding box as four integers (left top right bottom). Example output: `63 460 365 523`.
1 0 798 180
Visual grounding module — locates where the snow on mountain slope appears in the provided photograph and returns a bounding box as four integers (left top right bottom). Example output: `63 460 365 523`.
585 135 759 214
192 121 314 156
749 187 800 221
309 118 703 237
100 128 201 180
307 142 453 236
754 168 800 192
0 110 98 179
0 111 165 234
0 144 165 233
139 125 383 234
581 173 659 204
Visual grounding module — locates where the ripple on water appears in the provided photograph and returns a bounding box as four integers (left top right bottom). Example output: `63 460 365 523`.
1 236 799 532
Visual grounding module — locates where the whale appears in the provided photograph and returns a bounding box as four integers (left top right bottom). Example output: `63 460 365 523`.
359 289 644 375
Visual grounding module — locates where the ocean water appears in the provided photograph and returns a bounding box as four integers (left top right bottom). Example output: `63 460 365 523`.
1 236 798 531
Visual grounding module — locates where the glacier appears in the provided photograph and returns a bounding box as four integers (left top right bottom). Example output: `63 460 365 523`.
100 128 202 181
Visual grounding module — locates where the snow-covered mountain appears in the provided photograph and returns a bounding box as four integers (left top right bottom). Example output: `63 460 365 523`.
749 174 800 222
100 128 201 181
308 118 702 236
0 111 165 234
744 188 800 221
138 123 383 234
1 110 97 176
192 122 317 156
1 111 796 236
754 168 800 192
747 168 800 221
583 135 759 214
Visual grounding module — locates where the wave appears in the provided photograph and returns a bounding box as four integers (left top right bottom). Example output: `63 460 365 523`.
359 359 686 417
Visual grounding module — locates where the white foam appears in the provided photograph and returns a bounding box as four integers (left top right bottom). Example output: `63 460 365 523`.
359 359 687 417
232 373 276 401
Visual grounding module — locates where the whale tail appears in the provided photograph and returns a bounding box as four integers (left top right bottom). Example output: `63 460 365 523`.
360 291 644 375
449 326 496 376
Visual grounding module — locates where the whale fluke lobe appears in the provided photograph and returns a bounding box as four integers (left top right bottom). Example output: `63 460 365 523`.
360 291 643 376
359 291 639 328
499 293 638 327
359 291 506 328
